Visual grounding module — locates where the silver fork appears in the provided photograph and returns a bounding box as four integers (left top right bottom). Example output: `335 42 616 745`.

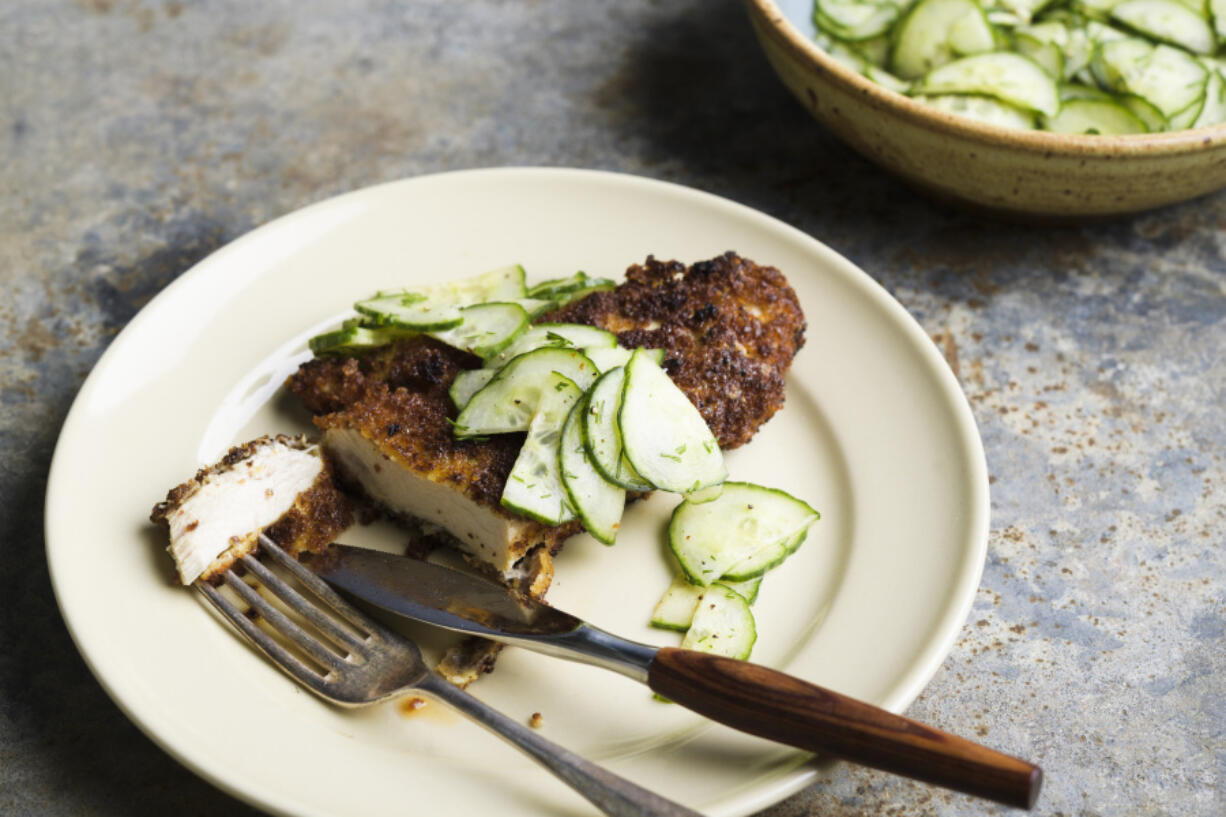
197 534 702 817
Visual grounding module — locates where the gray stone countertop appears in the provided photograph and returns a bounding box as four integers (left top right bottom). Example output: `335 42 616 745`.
2 1 1223 815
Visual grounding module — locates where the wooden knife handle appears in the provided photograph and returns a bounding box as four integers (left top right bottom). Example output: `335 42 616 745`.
648 648 1042 810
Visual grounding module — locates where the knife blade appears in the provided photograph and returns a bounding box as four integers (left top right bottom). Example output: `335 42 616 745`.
303 544 1042 810
305 544 582 637
302 544 660 676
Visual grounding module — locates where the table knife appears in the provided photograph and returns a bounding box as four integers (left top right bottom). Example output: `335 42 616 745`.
303 544 1042 809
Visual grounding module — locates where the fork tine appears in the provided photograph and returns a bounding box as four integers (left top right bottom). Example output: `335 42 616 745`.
257 534 379 633
239 553 369 653
197 579 324 682
221 569 349 671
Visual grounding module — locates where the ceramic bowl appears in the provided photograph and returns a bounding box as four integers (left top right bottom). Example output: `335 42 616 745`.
746 0 1226 217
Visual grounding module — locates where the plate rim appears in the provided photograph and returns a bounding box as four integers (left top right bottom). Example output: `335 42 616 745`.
45 166 989 817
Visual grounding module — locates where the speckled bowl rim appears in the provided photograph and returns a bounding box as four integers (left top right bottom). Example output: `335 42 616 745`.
748 0 1226 157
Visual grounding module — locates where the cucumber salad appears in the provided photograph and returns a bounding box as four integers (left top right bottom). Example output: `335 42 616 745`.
812 0 1226 133
311 265 820 663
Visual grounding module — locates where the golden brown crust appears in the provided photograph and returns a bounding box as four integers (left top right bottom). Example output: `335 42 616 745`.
543 252 806 449
314 372 524 508
290 336 476 416
262 465 353 559
293 336 583 561
435 638 504 687
292 337 519 509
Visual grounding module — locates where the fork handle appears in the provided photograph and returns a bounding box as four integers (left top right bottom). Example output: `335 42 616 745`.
418 673 703 817
648 648 1042 810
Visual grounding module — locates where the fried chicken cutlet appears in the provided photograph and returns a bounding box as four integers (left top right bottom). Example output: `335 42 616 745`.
288 251 805 682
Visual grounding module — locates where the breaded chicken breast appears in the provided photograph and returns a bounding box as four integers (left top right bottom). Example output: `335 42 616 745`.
288 252 805 684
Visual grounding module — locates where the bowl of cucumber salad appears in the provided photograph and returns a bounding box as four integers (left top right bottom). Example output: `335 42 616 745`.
746 0 1226 215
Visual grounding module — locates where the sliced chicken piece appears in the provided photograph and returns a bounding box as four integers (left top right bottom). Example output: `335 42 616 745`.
150 435 351 584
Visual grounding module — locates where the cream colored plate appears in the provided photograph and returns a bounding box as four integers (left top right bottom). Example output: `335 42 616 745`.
46 168 988 817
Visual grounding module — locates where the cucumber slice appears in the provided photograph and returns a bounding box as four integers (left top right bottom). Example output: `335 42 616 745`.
501 374 582 525
684 483 725 505
995 0 1058 24
428 302 529 359
308 323 415 356
650 575 706 631
586 346 664 373
1059 82 1116 101
1076 0 1127 20
1092 39 1208 118
449 368 496 411
1119 92 1170 129
1168 91 1207 128
1110 0 1215 54
913 52 1061 115
866 64 914 92
527 271 616 301
681 584 757 661
354 291 464 332
619 349 727 494
1211 0 1226 41
582 367 655 491
825 37 873 73
650 575 764 632
1043 97 1150 131
1014 30 1066 77
513 297 559 320
558 393 626 544
987 8 1026 27
723 529 810 582
668 482 819 586
551 285 618 310
485 323 618 368
533 323 619 350
914 93 1039 128
945 1 999 56
585 346 635 373
1193 64 1226 127
892 0 997 79
726 575 764 605
1084 19 1135 42
454 347 599 438
816 0 906 41
818 28 899 71
1061 26 1097 80
438 263 526 302
854 32 895 66
355 264 526 331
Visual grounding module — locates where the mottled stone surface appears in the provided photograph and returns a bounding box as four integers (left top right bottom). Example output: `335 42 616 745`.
2 1 1223 815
